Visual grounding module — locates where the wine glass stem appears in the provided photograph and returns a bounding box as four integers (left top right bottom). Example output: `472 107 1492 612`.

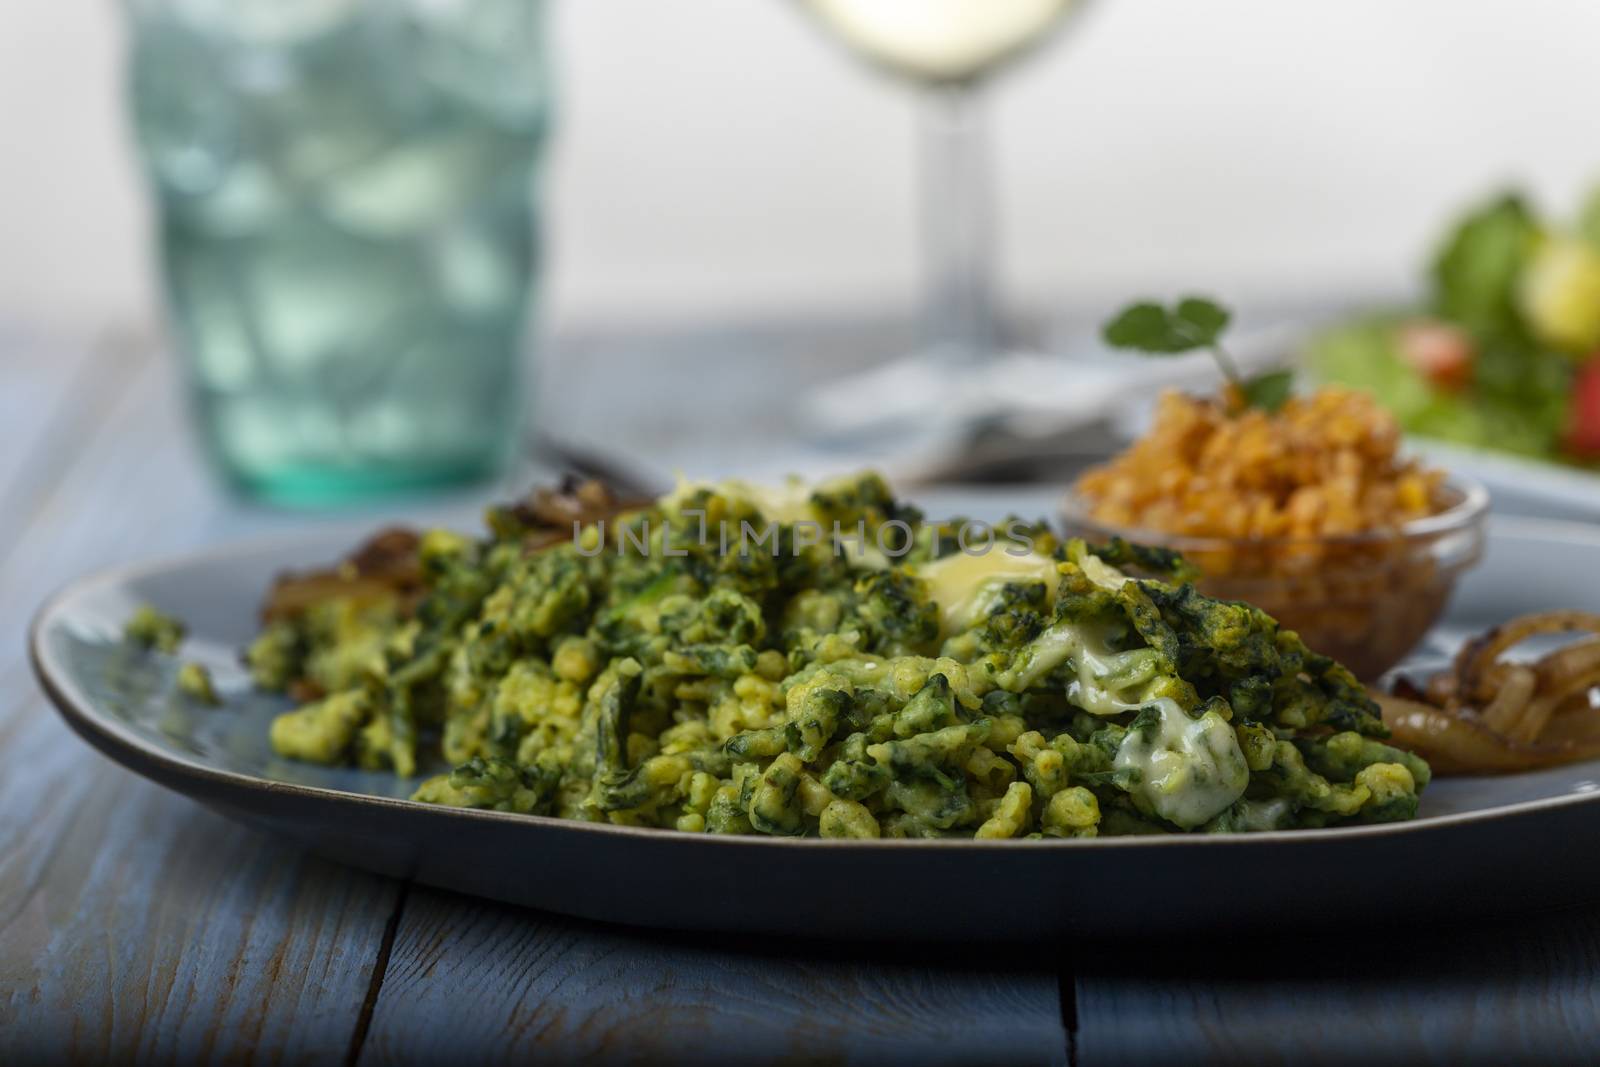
919 82 996 363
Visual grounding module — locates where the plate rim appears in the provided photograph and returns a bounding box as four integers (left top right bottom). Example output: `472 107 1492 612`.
29 513 1600 854
1412 438 1600 501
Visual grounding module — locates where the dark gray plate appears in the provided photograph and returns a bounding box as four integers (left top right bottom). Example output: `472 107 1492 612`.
29 517 1600 940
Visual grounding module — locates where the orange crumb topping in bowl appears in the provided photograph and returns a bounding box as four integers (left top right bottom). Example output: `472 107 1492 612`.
1077 387 1444 545
1069 387 1482 679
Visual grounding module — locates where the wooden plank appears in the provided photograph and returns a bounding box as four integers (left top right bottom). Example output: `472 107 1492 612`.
1073 903 1600 1066
0 350 404 1063
358 887 1068 1067
0 744 400 1066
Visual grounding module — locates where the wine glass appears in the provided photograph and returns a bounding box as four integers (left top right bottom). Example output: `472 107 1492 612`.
797 0 1086 366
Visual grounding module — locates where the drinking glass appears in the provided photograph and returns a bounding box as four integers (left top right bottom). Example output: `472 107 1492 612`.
797 0 1084 364
125 0 551 504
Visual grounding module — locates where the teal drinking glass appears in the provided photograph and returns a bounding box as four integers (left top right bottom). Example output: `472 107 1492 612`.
126 0 549 504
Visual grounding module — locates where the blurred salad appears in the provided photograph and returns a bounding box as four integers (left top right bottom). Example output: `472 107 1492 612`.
1310 187 1600 464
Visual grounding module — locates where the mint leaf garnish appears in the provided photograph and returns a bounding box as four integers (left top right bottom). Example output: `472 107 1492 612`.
1173 298 1230 347
1102 295 1291 412
1103 302 1188 353
1241 369 1294 413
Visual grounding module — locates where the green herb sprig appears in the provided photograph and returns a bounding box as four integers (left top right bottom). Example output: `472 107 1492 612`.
1102 296 1293 412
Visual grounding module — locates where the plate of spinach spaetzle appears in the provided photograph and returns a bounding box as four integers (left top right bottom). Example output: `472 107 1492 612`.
32 473 1600 938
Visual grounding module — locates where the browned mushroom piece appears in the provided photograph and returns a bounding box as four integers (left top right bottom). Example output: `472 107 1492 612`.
490 476 651 553
259 527 424 624
345 527 424 577
259 479 646 626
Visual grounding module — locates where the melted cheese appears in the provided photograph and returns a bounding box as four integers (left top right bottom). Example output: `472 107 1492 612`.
736 479 819 525
1234 797 1291 832
660 476 901 568
990 618 1154 711
916 546 1128 638
1113 701 1248 829
663 476 818 525
916 550 1062 636
1079 552 1129 592
968 562 1247 830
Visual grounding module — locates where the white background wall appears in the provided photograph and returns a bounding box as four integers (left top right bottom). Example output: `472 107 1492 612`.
3 0 1598 339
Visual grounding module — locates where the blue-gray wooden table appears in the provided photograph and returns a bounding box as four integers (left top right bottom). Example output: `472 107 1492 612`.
4 323 1600 1066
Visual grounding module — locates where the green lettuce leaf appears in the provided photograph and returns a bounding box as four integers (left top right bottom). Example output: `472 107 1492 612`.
1430 193 1536 339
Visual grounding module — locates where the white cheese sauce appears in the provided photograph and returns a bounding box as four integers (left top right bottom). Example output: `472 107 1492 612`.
1113 701 1249 829
915 550 1061 636
899 545 1250 828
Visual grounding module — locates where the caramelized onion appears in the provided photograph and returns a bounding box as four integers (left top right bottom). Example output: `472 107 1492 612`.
1383 611 1600 774
1478 664 1536 736
1376 691 1600 774
1453 610 1600 703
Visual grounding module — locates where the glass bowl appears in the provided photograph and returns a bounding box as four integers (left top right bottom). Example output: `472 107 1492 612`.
1060 477 1490 680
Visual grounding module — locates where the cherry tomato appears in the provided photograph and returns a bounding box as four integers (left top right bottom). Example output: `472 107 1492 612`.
1563 356 1600 458
1397 321 1474 392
